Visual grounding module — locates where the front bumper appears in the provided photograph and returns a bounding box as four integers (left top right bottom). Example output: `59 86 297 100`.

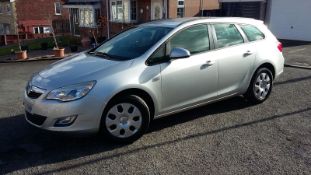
23 90 105 133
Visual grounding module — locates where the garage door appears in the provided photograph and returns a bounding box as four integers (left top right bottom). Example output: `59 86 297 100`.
220 2 262 19
267 0 311 41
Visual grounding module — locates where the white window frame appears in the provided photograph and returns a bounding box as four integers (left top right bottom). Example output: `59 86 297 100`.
0 23 10 35
55 2 62 15
110 0 137 23
130 0 137 21
177 0 185 18
33 26 51 34
33 27 41 34
79 8 98 27
43 27 52 34
0 2 11 15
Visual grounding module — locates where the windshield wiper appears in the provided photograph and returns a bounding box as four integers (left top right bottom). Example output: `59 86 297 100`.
88 51 113 59
88 51 129 61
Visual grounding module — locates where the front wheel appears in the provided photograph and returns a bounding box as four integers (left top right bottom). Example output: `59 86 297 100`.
245 67 273 104
100 95 150 143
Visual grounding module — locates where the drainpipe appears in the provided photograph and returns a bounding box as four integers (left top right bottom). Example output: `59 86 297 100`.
163 0 167 19
4 35 7 46
122 1 125 30
200 0 204 17
106 0 110 39
68 8 72 34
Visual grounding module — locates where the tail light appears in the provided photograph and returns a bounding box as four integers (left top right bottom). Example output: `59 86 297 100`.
277 42 283 52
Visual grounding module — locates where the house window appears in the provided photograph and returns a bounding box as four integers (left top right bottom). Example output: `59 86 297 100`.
43 27 52 34
177 0 185 18
111 1 117 21
79 8 97 27
0 3 11 14
116 1 123 20
0 23 10 35
111 0 124 21
0 3 3 14
33 27 43 34
110 0 135 22
6 3 11 14
130 0 137 21
33 26 51 34
55 2 62 15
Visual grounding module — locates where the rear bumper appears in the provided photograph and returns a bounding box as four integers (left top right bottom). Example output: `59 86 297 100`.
274 53 285 80
275 69 283 80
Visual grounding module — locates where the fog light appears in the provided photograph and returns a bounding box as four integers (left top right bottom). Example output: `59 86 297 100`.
54 115 77 127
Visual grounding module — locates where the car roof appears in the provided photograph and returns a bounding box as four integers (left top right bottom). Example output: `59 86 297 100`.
140 17 264 28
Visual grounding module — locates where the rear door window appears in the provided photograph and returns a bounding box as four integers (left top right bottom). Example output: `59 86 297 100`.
213 24 244 49
240 24 265 42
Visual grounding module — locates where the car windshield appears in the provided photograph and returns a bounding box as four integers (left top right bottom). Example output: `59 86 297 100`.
94 26 172 60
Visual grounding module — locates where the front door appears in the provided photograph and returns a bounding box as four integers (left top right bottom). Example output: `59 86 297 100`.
151 0 163 20
160 24 218 113
70 8 80 36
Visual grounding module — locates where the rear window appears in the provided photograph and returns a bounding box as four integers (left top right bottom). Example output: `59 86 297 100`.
240 24 265 42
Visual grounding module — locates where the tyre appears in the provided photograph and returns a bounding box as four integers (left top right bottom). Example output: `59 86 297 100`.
245 67 273 104
100 95 150 143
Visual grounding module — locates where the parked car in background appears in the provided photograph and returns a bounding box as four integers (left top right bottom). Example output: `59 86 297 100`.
24 17 284 142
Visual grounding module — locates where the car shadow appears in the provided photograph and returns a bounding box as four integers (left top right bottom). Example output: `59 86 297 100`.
149 96 253 133
0 96 250 173
0 74 310 174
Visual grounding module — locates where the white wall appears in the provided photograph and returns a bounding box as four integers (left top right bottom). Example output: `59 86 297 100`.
267 0 311 41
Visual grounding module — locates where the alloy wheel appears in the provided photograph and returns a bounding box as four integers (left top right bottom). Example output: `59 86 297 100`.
253 72 271 100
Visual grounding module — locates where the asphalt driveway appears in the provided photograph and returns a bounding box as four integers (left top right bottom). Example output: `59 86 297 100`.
283 40 311 67
0 44 310 174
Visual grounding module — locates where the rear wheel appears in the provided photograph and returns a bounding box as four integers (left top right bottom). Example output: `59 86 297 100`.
101 95 150 143
245 67 273 104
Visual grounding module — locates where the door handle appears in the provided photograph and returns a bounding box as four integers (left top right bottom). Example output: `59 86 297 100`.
244 50 253 57
205 60 215 66
200 60 215 70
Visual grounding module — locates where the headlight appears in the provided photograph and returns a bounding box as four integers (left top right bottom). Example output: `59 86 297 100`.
46 81 96 102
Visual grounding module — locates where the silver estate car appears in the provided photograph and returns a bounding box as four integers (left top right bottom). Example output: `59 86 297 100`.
24 17 284 142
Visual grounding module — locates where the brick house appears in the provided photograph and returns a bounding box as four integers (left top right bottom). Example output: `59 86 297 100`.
62 0 219 40
0 0 17 35
105 0 220 36
63 0 271 41
0 0 69 38
63 0 102 38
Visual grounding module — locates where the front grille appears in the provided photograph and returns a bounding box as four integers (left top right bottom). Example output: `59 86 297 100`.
27 91 42 99
26 112 47 126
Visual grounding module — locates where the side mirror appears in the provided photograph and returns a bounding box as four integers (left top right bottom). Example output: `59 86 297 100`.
169 48 190 59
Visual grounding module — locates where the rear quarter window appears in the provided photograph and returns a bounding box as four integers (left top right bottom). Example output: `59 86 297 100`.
240 24 265 42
